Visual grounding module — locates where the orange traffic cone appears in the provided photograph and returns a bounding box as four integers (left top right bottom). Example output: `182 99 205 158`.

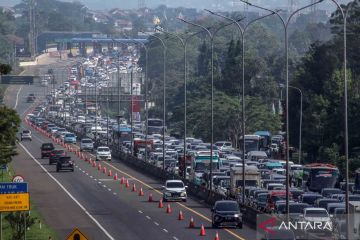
158 199 163 208
98 164 102 171
138 187 144 196
132 183 137 192
125 179 130 188
199 224 206 236
189 216 195 228
166 204 172 214
178 210 184 220
114 173 118 180
120 177 125 184
103 167 107 175
108 169 112 177
148 193 153 202
93 161 96 168
214 231 220 240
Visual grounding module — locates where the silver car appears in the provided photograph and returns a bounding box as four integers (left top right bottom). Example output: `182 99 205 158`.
162 180 187 202
21 130 32 141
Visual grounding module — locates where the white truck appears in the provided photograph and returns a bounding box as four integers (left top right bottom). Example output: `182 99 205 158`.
229 165 261 199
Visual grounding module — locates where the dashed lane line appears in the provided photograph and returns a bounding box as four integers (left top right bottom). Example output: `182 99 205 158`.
18 142 115 240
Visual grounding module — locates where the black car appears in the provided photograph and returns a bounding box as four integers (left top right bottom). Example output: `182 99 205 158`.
56 156 74 172
211 200 242 228
41 143 55 158
49 149 66 165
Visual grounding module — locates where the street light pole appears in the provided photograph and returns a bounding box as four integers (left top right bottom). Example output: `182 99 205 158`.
142 32 167 171
177 18 245 191
327 0 349 237
241 0 324 219
132 40 149 163
205 8 276 206
281 84 303 164
289 86 302 164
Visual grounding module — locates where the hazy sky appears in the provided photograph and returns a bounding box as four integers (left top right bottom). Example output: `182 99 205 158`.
0 0 350 11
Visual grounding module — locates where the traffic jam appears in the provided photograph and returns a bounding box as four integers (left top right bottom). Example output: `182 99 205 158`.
21 46 360 240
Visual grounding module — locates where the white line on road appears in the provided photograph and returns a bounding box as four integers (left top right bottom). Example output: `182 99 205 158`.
173 237 179 240
18 142 115 240
138 210 143 214
14 86 22 109
163 229 168 233
146 216 151 220
154 222 159 226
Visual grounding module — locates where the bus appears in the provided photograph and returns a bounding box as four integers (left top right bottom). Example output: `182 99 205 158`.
302 163 340 192
147 118 163 135
240 135 265 153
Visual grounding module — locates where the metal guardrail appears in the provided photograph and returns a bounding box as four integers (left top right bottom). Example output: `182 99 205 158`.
51 118 259 229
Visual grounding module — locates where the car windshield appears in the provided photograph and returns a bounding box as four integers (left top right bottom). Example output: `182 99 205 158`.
305 210 328 217
98 147 109 152
65 134 75 137
166 182 184 188
53 150 64 154
82 139 92 143
216 202 239 212
23 130 30 134
42 144 53 149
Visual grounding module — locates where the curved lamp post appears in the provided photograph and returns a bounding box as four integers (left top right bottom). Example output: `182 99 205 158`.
240 0 324 219
177 18 245 191
132 39 149 163
205 9 277 205
142 32 167 171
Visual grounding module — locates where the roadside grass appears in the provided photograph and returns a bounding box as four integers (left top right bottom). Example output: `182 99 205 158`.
0 166 58 240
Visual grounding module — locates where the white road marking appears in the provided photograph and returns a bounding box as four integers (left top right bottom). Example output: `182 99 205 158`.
108 188 111 191
103 185 107 188
146 216 151 220
113 192 117 195
19 142 115 240
154 222 159 226
163 229 168 233
173 237 179 240
86 173 89 176
90 176 93 178
14 86 23 110
138 210 143 214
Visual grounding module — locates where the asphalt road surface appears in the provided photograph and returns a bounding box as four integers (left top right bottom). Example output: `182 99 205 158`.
4 60 257 240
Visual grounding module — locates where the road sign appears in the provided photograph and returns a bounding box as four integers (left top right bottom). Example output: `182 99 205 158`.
0 183 28 194
66 228 89 240
12 175 25 183
0 193 30 212
0 75 34 85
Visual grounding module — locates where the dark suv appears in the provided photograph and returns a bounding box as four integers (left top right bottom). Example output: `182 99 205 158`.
211 200 242 228
41 143 55 158
56 156 74 172
49 149 66 165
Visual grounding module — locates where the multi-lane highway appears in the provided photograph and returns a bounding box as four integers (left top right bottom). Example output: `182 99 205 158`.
5 61 256 239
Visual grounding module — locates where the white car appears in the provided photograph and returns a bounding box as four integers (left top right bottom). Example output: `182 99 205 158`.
20 130 32 141
96 146 111 161
162 180 187 202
